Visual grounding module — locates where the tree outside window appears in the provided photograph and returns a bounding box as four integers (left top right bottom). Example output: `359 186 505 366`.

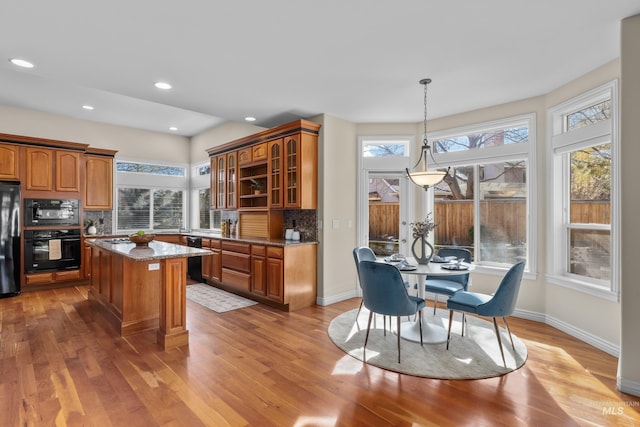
430 117 531 266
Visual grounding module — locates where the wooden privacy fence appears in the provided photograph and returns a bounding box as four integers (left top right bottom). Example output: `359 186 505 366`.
369 200 610 245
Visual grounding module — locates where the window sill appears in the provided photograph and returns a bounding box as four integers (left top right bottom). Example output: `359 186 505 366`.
546 274 618 302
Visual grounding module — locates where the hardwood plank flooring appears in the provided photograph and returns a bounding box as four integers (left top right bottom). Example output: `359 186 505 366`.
1 285 639 426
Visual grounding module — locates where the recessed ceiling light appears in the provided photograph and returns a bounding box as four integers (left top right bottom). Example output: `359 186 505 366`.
154 81 172 90
9 58 34 68
244 116 256 122
82 105 94 110
169 126 178 131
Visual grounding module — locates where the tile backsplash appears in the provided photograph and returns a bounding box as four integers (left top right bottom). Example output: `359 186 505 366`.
283 210 317 241
84 211 113 235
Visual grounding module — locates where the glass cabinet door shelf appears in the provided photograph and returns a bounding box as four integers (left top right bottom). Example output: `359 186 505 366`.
285 135 299 208
227 152 237 209
269 138 283 209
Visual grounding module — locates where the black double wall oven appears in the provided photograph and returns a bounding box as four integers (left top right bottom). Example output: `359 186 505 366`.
23 199 82 273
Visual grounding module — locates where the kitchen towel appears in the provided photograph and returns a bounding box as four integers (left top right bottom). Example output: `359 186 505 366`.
49 239 62 260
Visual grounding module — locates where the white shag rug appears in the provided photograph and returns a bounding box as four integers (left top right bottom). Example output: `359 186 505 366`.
186 283 258 313
328 307 527 380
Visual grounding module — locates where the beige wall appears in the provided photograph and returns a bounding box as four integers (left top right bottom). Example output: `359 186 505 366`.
0 105 190 162
619 13 640 395
189 121 265 163
315 114 358 301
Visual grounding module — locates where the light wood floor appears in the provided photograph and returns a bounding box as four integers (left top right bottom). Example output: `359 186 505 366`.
1 284 639 427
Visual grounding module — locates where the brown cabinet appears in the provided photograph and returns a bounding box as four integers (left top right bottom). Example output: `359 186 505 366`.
55 150 81 192
251 245 267 296
83 242 92 279
283 133 317 209
85 154 114 210
24 269 82 287
25 147 81 193
266 246 284 302
212 155 226 208
221 241 251 291
226 152 237 209
202 238 221 282
0 143 19 180
268 138 284 209
25 147 54 191
207 240 316 311
207 120 320 221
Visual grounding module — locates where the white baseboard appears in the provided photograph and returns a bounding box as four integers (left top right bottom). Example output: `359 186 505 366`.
618 377 640 397
510 308 619 357
316 289 359 306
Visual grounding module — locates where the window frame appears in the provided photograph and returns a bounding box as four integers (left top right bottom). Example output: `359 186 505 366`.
190 161 214 231
428 113 536 276
115 157 189 233
547 80 619 301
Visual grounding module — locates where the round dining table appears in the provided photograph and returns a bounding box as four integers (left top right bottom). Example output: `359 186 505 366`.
393 257 474 344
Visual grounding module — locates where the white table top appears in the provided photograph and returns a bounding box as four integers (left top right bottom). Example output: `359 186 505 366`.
383 257 474 276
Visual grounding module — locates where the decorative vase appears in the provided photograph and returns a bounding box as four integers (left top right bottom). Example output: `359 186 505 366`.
411 235 434 265
87 225 97 235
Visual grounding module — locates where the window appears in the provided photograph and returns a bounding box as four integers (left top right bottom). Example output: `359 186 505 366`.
190 162 215 230
116 158 188 232
548 80 618 300
429 114 534 270
362 139 410 157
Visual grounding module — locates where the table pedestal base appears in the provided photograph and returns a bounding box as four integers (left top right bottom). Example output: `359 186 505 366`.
400 312 448 344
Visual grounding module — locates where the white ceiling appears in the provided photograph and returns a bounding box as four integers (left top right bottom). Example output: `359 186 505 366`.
1 1 639 136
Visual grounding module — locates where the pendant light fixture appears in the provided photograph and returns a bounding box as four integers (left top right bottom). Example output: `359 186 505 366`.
406 78 449 190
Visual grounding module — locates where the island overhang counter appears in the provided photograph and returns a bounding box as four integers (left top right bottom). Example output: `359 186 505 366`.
88 239 212 350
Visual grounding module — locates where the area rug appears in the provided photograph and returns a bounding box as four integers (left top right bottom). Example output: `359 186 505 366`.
328 308 527 379
186 284 258 313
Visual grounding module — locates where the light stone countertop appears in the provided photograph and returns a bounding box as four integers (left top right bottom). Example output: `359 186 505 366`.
88 239 213 261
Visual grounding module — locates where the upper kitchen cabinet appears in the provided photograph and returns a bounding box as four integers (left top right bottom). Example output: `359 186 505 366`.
25 147 54 191
26 147 81 192
207 119 320 213
55 150 81 192
0 143 19 180
85 148 117 210
226 151 237 209
283 132 317 209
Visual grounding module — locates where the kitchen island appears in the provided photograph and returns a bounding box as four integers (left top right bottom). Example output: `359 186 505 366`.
88 239 212 350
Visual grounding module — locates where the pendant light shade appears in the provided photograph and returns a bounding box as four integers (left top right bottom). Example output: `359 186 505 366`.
406 78 448 190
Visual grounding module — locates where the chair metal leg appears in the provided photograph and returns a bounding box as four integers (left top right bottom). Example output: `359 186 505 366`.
418 309 424 347
503 316 515 351
492 317 507 367
433 294 439 314
396 316 401 363
364 311 374 361
461 313 466 337
446 310 454 350
356 299 363 319
383 316 387 336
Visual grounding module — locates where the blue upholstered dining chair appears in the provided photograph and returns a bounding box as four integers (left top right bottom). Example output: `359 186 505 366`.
445 261 525 366
352 247 377 319
358 260 425 363
417 247 472 314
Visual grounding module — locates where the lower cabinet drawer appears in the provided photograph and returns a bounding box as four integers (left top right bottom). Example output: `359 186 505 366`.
221 268 251 291
55 269 82 281
25 272 54 285
221 250 251 273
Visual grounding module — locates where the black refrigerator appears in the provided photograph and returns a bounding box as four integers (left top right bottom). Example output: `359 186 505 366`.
0 181 21 298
